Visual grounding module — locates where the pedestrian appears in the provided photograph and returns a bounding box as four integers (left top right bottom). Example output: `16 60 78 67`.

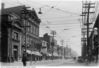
93 27 99 63
94 43 98 63
22 52 27 66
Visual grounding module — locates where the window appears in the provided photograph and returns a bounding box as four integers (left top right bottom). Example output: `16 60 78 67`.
23 20 26 26
34 26 35 34
36 28 38 35
26 36 29 44
27 22 30 32
35 26 37 35
35 27 37 35
30 25 32 33
28 23 30 33
33 25 35 34
22 36 25 44
32 25 34 34
31 25 33 33
37 28 39 36
12 31 19 41
30 38 32 44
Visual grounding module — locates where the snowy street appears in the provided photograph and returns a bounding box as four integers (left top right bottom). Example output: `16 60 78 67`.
1 59 98 66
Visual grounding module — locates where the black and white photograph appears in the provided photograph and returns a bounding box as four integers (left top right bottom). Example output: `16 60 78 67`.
0 0 99 67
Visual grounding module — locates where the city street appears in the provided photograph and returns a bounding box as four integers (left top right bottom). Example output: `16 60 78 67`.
0 59 82 66
1 58 99 66
0 0 99 67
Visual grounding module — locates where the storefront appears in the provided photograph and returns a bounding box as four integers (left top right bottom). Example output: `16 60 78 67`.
26 50 42 61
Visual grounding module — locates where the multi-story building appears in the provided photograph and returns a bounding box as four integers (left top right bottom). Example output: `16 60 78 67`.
43 33 52 54
43 33 58 58
89 14 99 55
40 37 48 59
1 3 41 62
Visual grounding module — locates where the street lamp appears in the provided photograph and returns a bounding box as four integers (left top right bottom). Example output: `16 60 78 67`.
38 8 42 14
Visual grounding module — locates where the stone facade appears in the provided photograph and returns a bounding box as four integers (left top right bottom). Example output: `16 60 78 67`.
1 4 41 62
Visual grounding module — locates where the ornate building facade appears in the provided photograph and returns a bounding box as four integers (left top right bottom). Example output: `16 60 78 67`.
1 3 41 62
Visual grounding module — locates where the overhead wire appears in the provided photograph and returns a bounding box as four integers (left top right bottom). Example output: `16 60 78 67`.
16 0 81 24
45 22 81 25
12 0 82 33
26 0 80 16
43 25 63 40
40 20 81 30
2 0 23 7
3 0 82 41
16 0 25 5
44 18 80 22
41 16 80 19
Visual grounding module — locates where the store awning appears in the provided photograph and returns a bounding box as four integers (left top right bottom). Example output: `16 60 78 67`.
26 50 32 54
53 53 59 56
26 50 42 56
33 51 42 56
48 53 52 56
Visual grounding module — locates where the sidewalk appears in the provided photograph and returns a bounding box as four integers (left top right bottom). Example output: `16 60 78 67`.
0 59 63 66
1 59 98 66
88 61 99 66
76 60 99 66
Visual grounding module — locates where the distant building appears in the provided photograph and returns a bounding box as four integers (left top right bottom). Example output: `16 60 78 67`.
40 37 48 59
40 37 47 54
0 3 41 62
43 33 52 54
64 46 76 58
53 45 59 57
43 33 58 57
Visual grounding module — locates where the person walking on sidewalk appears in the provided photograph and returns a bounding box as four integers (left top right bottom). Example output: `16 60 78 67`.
93 27 99 63
22 51 27 66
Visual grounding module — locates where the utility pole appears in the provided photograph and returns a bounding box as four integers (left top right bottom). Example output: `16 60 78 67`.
81 1 86 59
61 40 64 59
82 1 95 62
51 30 56 60
21 6 30 54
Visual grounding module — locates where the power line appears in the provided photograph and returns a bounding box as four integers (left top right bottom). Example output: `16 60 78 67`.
41 16 80 19
40 26 81 30
16 0 25 5
43 19 80 23
53 7 80 16
47 23 81 25
41 23 81 26
45 18 80 21
41 27 81 30
2 1 22 7
42 19 80 22
26 0 80 16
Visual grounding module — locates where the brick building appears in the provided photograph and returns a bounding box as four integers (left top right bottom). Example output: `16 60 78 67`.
0 3 41 62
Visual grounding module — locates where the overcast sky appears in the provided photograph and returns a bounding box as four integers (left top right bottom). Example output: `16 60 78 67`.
1 0 87 56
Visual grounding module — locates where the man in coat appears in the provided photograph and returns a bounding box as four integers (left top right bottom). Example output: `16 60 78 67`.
22 51 27 66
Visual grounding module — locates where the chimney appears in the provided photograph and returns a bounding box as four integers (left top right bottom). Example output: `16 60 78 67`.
2 3 5 10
